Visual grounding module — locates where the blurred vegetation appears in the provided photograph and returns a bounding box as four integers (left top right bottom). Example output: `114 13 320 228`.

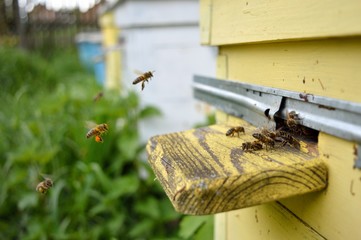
0 47 216 240
0 47 184 239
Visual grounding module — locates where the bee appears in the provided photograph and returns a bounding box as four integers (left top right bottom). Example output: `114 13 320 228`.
286 111 302 133
93 92 103 102
252 132 275 150
242 141 263 152
36 178 53 194
132 70 154 91
276 130 300 149
260 128 277 139
226 126 245 137
86 122 108 143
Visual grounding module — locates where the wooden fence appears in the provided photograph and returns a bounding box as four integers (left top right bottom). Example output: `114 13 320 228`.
1 3 100 50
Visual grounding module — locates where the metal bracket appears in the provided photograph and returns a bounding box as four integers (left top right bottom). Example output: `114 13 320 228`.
193 75 361 168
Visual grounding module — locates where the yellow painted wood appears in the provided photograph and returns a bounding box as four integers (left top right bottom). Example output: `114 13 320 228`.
201 0 361 45
216 55 228 79
99 13 121 90
280 133 361 239
221 202 325 240
219 37 361 103
200 0 212 45
146 120 327 215
214 213 226 240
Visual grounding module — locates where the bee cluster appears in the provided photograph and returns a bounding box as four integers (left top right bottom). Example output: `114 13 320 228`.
226 111 304 153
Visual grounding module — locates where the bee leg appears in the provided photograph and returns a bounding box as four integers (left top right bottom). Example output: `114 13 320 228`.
278 139 287 147
141 82 145 90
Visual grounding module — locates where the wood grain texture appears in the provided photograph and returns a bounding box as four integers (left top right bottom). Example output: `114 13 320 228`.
201 0 361 45
219 38 361 103
146 122 327 215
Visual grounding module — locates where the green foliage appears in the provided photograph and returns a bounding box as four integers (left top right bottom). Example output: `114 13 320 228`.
193 112 216 128
0 47 57 95
179 216 214 240
0 48 181 239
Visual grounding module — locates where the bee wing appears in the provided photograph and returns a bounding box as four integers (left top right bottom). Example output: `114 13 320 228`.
133 69 144 75
85 121 98 129
39 173 54 183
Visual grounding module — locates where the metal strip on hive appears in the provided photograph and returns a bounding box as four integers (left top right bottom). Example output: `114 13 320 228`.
193 75 283 129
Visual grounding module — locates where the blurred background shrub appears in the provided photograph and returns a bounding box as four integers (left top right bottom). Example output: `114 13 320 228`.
0 47 185 239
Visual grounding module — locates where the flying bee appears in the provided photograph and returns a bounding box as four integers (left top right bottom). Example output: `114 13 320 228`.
252 132 275 150
36 178 53 194
226 126 245 137
86 122 109 143
93 92 103 102
132 70 154 91
242 141 263 152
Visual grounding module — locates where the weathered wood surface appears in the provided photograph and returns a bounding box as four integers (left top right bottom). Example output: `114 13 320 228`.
146 123 327 215
201 0 361 45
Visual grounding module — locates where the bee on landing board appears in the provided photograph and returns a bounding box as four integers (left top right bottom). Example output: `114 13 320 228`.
36 178 53 194
276 130 301 149
132 70 154 91
260 128 277 139
86 122 109 143
226 126 245 137
242 141 263 152
252 132 275 150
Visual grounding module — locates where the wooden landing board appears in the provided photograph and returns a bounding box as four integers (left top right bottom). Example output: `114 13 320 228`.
146 123 327 215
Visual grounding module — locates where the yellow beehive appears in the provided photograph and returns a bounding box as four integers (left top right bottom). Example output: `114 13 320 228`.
200 1 361 239
147 0 361 239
